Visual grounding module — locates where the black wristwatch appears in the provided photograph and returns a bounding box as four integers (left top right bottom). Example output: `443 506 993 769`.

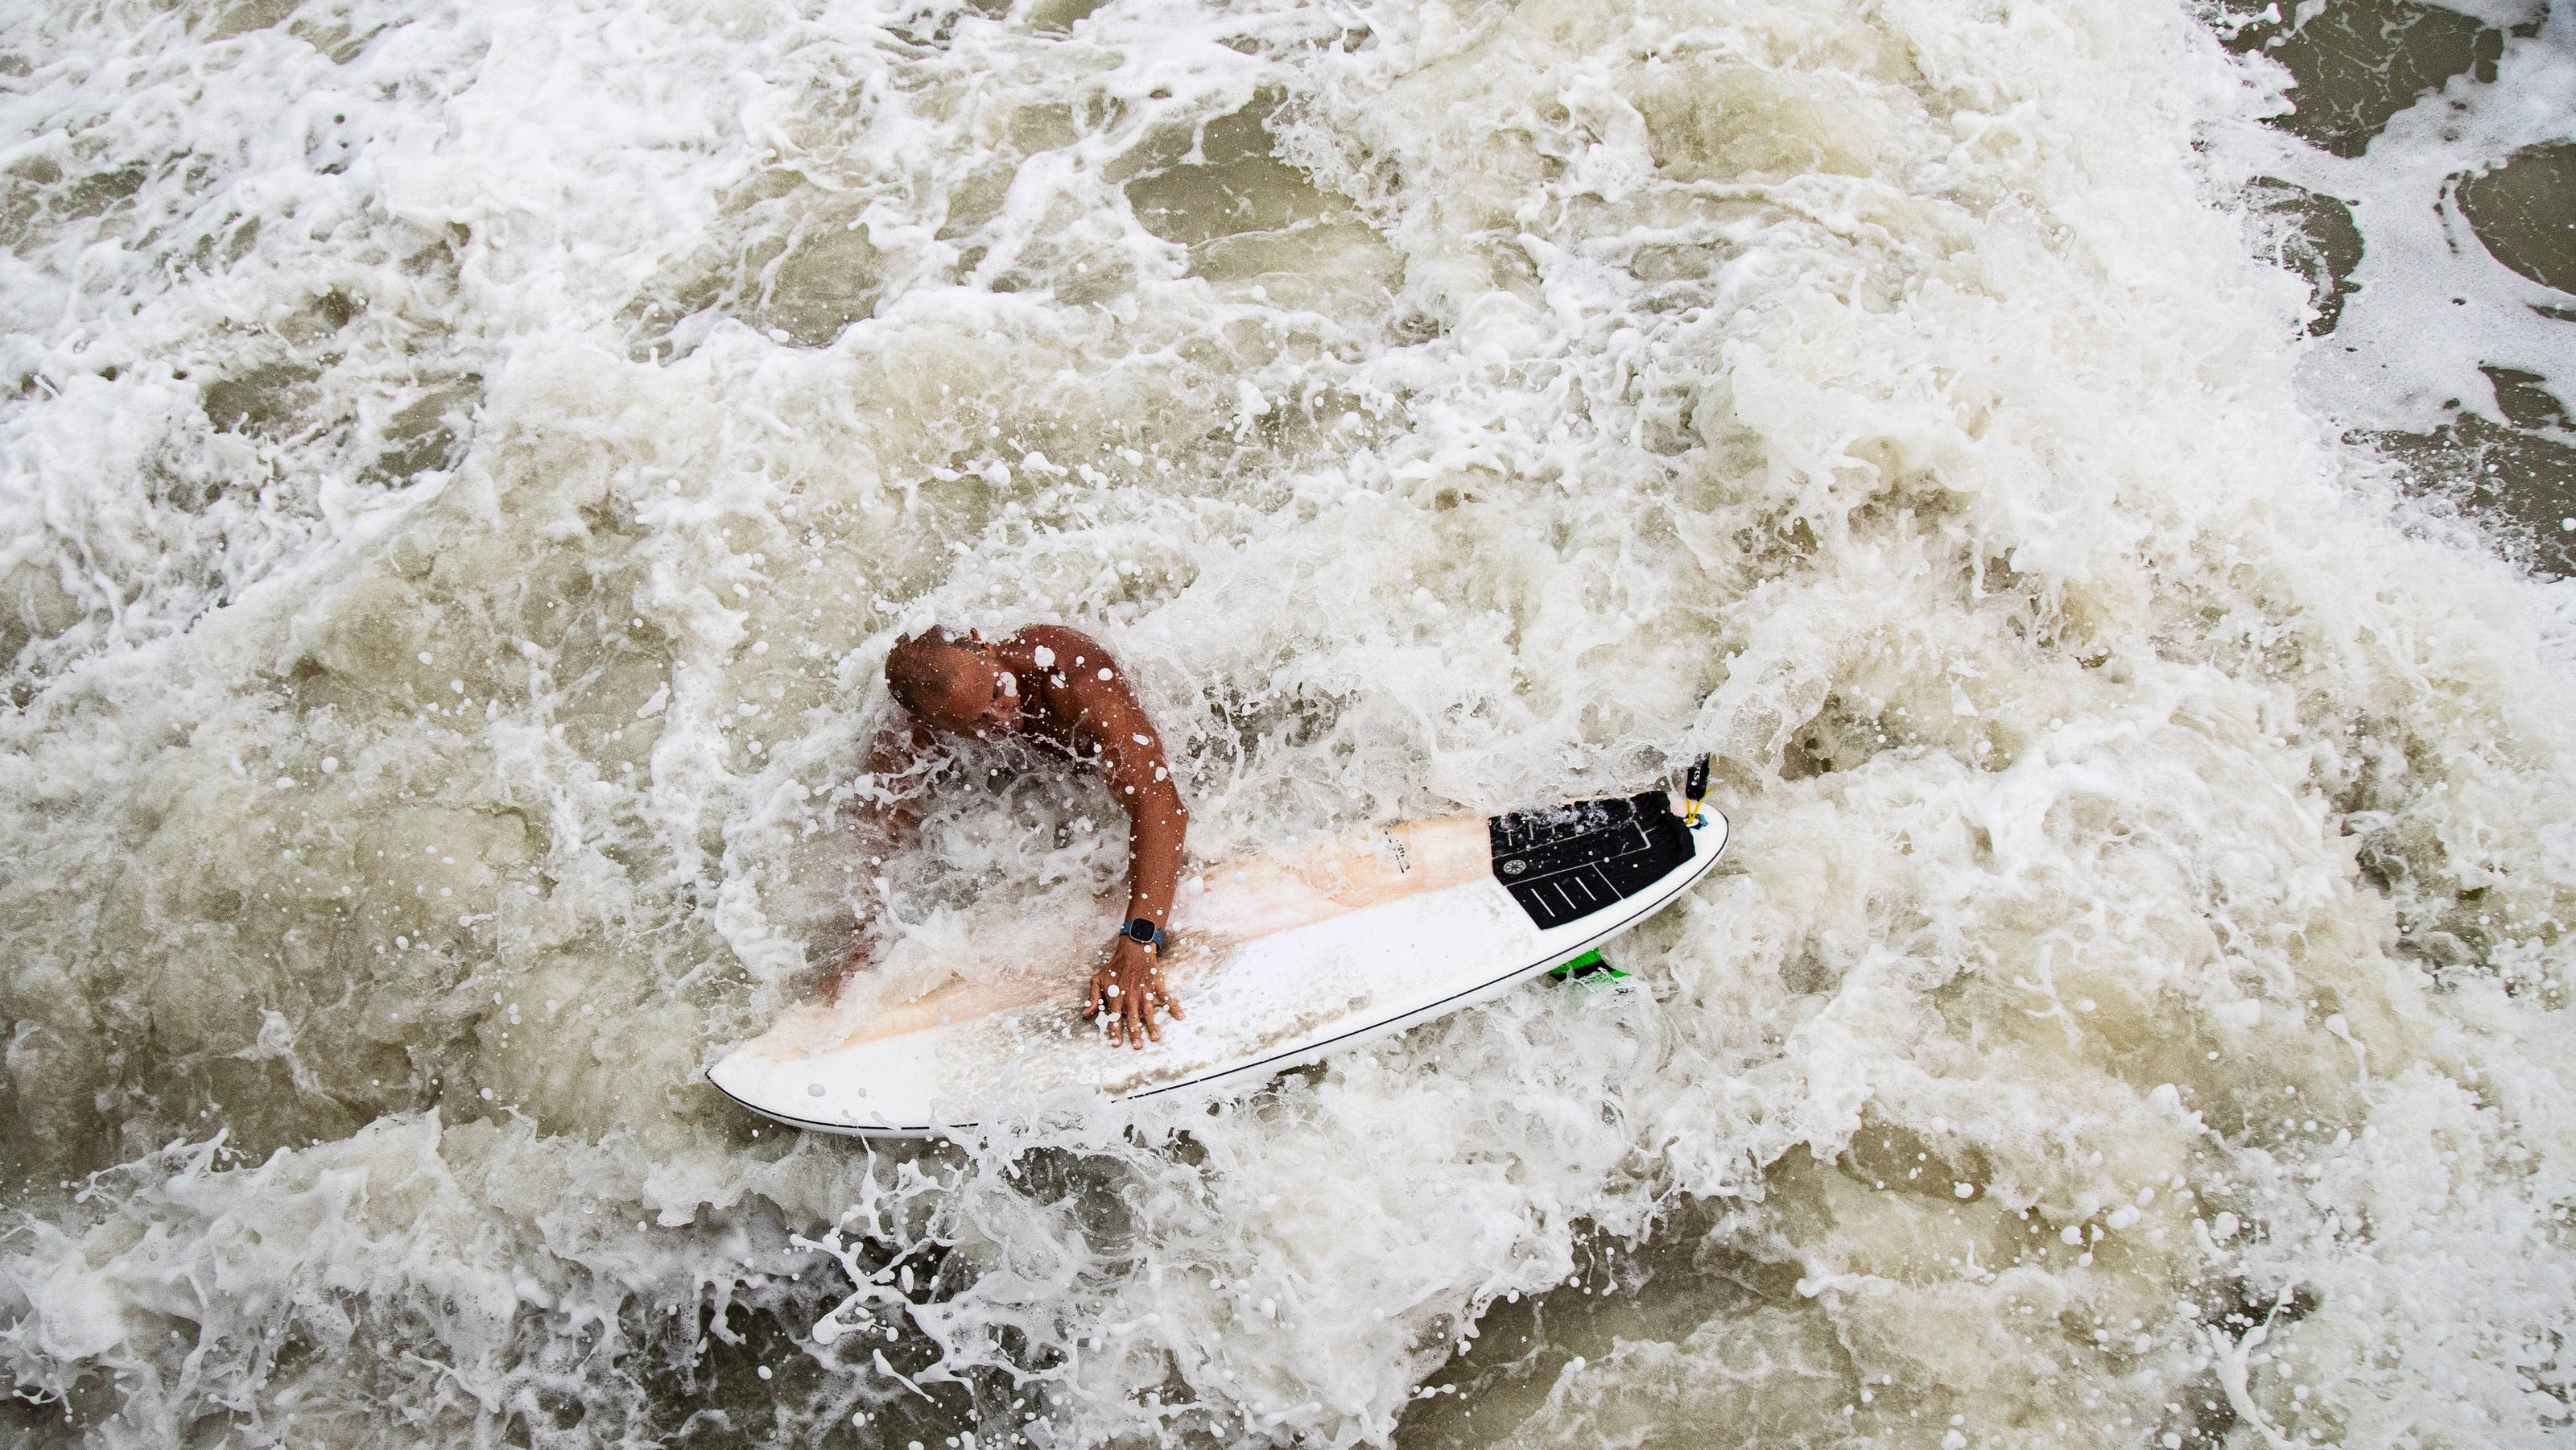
1119 918 1167 951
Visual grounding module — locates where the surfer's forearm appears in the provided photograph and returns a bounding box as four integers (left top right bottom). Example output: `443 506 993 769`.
837 717 931 971
853 717 932 846
1090 780 1187 1047
1121 782 1189 929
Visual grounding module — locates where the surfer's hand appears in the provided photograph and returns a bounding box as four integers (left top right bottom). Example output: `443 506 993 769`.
1084 937 1182 1048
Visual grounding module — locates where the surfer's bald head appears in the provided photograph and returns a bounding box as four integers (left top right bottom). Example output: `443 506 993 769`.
885 629 975 714
886 628 1018 736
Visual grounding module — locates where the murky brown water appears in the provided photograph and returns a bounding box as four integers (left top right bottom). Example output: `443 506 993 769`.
2220 0 2573 574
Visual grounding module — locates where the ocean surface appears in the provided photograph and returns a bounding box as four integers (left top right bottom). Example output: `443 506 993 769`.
1 0 2571 1445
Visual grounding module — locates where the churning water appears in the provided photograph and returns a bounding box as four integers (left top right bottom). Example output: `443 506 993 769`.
1 0 2571 1444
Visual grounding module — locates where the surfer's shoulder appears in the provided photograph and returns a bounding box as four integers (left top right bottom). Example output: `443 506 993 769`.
1006 622 1107 662
1005 625 1125 694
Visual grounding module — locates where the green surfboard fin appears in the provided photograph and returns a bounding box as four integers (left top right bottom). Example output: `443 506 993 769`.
1548 949 1625 984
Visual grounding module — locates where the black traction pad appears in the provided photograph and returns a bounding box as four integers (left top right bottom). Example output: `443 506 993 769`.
1487 791 1695 930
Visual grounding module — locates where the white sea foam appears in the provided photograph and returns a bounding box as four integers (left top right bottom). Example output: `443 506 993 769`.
1 0 2570 1445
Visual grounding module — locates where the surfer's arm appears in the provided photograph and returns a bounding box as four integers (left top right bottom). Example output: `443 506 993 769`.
1092 704 1187 933
1070 665 1188 1046
1020 628 1189 929
854 715 935 846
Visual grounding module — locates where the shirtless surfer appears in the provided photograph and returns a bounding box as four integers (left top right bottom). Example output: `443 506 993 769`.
852 625 1187 1047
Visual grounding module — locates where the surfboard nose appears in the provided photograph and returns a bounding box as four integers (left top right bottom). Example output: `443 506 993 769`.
704 1047 782 1117
708 1034 944 1137
707 1047 855 1128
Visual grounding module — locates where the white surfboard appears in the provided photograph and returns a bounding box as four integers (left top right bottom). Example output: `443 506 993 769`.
708 787 1729 1137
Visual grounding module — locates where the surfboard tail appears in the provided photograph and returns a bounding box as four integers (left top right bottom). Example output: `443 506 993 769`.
1488 791 1697 930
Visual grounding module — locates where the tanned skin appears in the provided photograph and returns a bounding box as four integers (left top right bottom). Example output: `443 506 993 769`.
854 625 1187 1048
